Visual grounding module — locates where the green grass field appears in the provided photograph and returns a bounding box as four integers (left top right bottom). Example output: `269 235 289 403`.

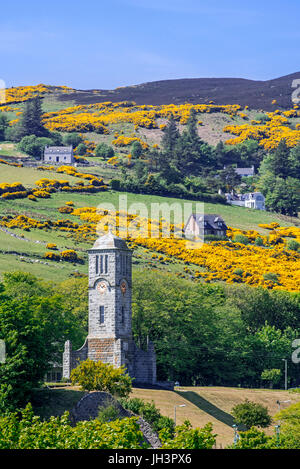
0 160 297 282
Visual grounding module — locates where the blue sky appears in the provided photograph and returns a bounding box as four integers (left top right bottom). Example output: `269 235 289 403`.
1 0 299 89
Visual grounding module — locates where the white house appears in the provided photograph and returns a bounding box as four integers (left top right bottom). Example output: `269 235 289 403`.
225 192 265 210
244 192 265 210
44 145 74 165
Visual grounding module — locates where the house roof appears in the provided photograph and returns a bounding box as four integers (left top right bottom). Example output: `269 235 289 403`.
244 192 265 200
235 167 255 176
186 214 227 231
44 146 73 155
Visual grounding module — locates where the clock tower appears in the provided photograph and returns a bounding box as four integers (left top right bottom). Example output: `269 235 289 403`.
87 230 133 369
63 230 157 384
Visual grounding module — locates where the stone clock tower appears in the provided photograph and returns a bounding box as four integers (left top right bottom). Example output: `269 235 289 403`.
63 231 157 384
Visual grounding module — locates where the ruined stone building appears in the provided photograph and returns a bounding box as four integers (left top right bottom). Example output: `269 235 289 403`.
63 231 157 385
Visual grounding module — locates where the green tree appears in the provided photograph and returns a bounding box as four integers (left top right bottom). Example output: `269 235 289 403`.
264 177 300 216
70 359 132 397
224 284 300 332
0 114 8 141
160 421 216 449
231 399 272 429
266 139 291 179
131 141 143 159
227 427 274 449
95 142 114 159
131 270 249 385
0 272 86 412
261 369 282 388
289 142 300 179
217 165 242 192
18 135 55 159
63 132 83 148
12 97 48 141
273 402 300 448
161 116 179 155
76 143 87 155
58 277 88 344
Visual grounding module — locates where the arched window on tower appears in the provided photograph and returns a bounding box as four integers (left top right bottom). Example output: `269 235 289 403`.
121 306 125 324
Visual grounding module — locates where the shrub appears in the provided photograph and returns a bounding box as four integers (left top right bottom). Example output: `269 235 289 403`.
0 403 146 449
231 399 272 429
46 243 57 250
18 135 54 159
44 252 61 261
97 398 120 424
287 239 300 252
58 206 73 214
227 427 273 449
234 268 244 276
33 190 51 198
160 421 216 449
28 194 37 201
233 234 250 245
60 250 79 262
255 237 264 246
263 272 280 284
1 191 29 200
110 179 121 191
118 397 175 434
70 359 132 397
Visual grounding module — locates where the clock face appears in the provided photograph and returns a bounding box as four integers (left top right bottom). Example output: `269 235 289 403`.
97 281 107 295
120 281 127 295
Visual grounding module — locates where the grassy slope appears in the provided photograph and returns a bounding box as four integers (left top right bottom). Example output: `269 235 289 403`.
131 386 300 447
0 163 82 187
0 175 296 282
31 385 300 447
0 93 298 281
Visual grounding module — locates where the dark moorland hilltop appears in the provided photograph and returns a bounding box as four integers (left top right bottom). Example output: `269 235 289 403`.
57 72 300 109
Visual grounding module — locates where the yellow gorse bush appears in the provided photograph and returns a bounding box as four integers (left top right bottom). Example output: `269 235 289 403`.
71 207 300 292
1 205 299 291
224 110 300 149
40 100 243 134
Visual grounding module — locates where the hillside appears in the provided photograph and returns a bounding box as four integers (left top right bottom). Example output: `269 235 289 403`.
32 385 300 448
0 83 299 289
0 177 297 284
54 72 300 110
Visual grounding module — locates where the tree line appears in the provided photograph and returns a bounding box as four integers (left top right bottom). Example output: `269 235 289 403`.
0 270 299 413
